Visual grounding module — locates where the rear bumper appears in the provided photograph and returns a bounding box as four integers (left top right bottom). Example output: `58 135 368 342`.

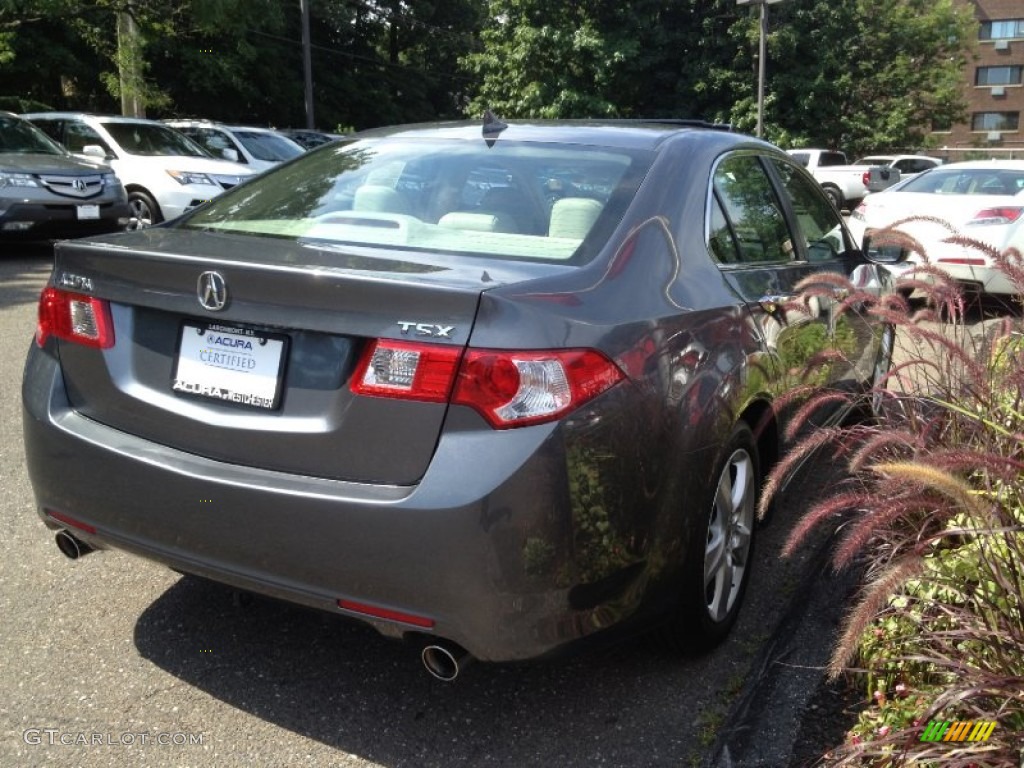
885 260 1018 296
22 343 645 662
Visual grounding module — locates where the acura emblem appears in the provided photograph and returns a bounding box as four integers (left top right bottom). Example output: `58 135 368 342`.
197 271 228 311
72 178 87 192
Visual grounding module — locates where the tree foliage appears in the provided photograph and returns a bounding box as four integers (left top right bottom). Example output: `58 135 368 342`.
1 0 975 152
465 0 973 154
0 0 482 129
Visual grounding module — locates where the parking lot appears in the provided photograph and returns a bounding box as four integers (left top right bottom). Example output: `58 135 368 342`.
0 243 872 768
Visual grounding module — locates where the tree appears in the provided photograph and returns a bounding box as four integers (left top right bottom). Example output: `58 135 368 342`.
0 0 263 116
726 0 973 154
1 0 485 130
463 0 653 118
1 0 972 150
462 0 973 154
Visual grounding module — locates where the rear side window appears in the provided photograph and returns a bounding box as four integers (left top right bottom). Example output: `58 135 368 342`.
181 138 653 264
711 154 793 264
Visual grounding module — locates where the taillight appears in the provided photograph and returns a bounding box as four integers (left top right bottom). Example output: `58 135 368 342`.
968 207 1024 226
350 339 461 402
937 257 986 266
452 348 624 428
35 287 114 349
350 340 625 429
861 171 871 187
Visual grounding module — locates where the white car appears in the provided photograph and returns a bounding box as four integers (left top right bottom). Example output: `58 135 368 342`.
849 160 1024 296
22 112 254 228
164 121 304 173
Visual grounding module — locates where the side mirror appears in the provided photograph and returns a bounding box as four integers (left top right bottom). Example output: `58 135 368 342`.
82 144 110 159
863 232 909 264
221 148 240 163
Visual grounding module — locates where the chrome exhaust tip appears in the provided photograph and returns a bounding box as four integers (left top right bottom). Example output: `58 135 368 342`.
55 530 93 560
421 642 470 682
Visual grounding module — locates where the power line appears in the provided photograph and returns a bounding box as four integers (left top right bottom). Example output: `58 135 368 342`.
243 27 476 85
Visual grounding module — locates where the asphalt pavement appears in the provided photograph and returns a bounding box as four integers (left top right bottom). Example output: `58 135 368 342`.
1 242 850 768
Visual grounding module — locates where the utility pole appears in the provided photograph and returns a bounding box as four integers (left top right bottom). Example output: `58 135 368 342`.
736 0 787 138
301 0 315 129
117 8 145 117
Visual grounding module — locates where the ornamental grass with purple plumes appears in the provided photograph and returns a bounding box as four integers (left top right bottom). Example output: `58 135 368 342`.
763 220 1024 767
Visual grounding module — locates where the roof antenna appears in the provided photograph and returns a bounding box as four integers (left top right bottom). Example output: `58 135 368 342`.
482 109 508 148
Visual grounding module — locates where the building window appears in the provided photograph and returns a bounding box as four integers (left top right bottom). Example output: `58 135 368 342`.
980 19 1024 41
976 66 1023 86
971 112 1020 131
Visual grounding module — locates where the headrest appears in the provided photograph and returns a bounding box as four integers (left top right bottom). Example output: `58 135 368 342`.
438 211 516 232
353 185 410 214
548 197 603 240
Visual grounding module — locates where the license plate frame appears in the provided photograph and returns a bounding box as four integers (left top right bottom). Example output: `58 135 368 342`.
172 322 288 410
76 204 100 220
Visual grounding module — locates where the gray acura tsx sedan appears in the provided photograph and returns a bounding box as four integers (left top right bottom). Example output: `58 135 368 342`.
22 117 897 679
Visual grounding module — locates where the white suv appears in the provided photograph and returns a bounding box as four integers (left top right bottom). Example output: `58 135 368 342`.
22 113 254 228
164 121 304 173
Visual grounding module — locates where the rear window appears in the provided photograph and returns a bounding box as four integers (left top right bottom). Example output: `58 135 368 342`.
899 168 1024 196
179 137 652 263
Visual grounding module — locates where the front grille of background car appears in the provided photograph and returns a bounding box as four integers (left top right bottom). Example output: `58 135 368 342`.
42 202 117 211
39 175 105 199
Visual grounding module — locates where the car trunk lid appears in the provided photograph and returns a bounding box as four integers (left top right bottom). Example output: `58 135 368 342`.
49 229 562 484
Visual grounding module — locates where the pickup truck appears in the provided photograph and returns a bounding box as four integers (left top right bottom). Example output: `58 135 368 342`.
787 149 942 211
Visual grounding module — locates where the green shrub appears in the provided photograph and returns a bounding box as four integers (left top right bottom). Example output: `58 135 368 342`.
763 225 1024 766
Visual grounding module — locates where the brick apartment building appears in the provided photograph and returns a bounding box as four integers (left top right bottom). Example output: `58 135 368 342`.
932 0 1024 158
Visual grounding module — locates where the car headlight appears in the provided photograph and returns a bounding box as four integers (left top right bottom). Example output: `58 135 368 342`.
0 172 41 188
166 170 216 186
103 172 121 188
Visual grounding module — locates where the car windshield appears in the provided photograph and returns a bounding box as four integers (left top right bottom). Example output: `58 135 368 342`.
0 116 65 155
102 121 210 157
898 167 1024 196
234 130 304 162
180 138 652 264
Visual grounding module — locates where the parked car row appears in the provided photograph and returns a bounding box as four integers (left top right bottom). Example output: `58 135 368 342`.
2 112 336 241
848 159 1024 297
787 148 943 210
0 111 131 238
164 120 304 172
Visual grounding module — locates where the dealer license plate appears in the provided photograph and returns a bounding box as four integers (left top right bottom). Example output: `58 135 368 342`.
76 205 100 220
172 323 287 410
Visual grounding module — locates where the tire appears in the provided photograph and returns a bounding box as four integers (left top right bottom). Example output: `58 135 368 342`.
664 422 759 652
127 190 162 230
822 185 843 211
